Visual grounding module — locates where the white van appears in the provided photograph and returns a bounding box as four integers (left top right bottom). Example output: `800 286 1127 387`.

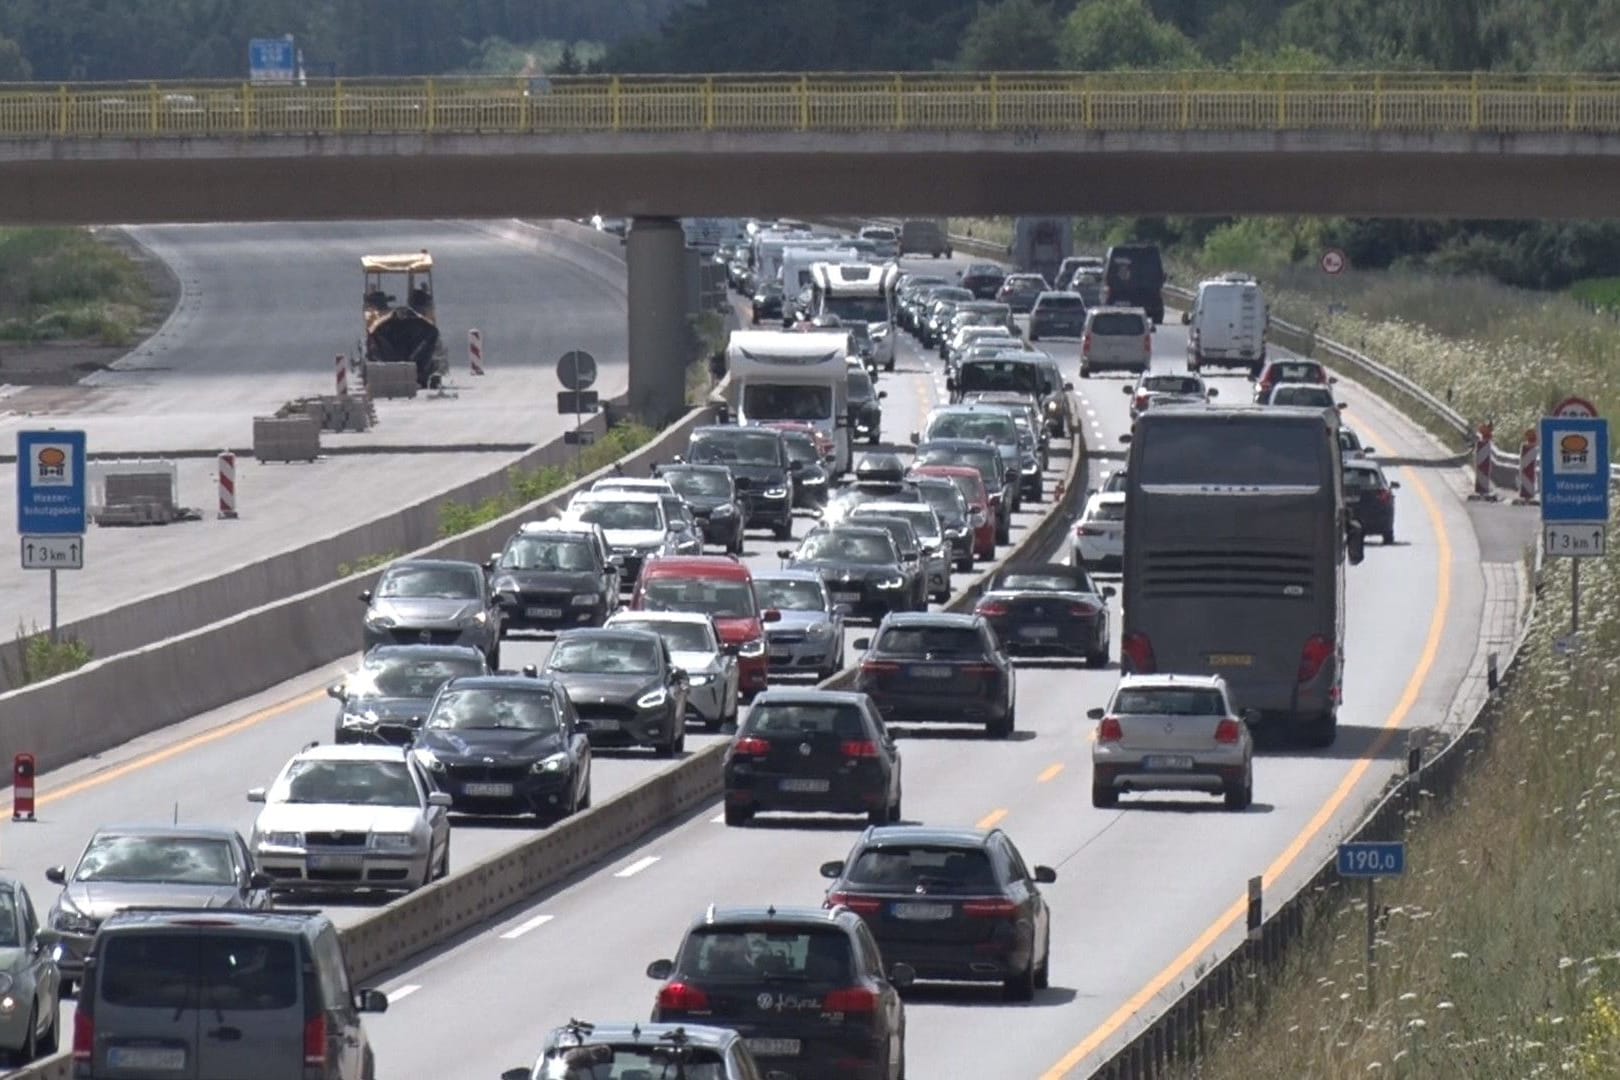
1185 273 1268 374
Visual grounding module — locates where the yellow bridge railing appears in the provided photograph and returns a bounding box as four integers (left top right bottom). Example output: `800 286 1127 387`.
2 71 1620 139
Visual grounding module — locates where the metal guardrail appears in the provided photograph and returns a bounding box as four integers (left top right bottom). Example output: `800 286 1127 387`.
8 71 1620 139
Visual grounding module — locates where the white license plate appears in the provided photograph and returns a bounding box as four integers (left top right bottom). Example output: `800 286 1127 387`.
1142 755 1196 771
462 782 515 797
746 1038 801 1057
909 665 951 679
1019 625 1059 639
892 902 953 921
525 606 563 618
780 778 831 793
587 718 622 731
108 1047 186 1070
833 591 862 603
307 854 363 870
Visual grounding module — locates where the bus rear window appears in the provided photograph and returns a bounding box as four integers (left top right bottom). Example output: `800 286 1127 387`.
1136 418 1327 488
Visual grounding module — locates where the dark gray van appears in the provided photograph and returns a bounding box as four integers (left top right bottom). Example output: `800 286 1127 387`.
74 909 388 1079
899 218 951 258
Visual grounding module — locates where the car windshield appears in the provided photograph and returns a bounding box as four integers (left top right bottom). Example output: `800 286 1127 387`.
612 619 715 654
546 636 660 675
754 578 828 612
823 295 889 323
856 508 938 541
874 625 985 657
781 434 820 464
914 482 967 520
349 655 484 699
641 578 758 618
1270 363 1326 383
1037 294 1085 310
1274 386 1333 407
1343 467 1387 493
574 500 663 531
846 369 874 402
501 536 596 572
917 446 997 476
798 531 896 564
101 935 298 1012
74 835 236 886
748 703 867 738
377 565 479 599
846 845 998 893
677 927 852 984
1112 687 1226 715
1092 312 1147 335
1103 471 1129 493
1086 500 1126 523
1143 376 1203 395
275 759 421 807
663 469 732 499
958 361 1041 395
997 570 1094 593
927 413 1017 443
547 1048 727 1078
743 384 833 422
427 687 560 732
690 431 783 466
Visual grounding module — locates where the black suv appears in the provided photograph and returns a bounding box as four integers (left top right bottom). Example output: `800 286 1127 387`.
1103 243 1167 324
852 612 1017 738
648 905 912 1080
683 426 798 541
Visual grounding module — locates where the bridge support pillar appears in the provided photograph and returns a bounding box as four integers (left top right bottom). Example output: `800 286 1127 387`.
627 216 690 426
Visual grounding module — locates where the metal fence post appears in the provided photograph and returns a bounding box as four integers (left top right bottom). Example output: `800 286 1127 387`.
798 75 809 131
893 73 904 130
242 81 253 133
425 77 436 132
610 75 622 132
990 73 1000 128
333 79 343 133
149 82 159 134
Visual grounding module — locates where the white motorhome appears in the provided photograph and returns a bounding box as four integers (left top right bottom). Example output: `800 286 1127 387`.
1186 272 1268 374
810 261 901 372
780 243 859 300
751 229 814 291
728 329 853 475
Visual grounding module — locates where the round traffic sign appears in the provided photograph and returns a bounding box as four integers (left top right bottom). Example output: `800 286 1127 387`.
556 350 598 392
1320 248 1347 275
1553 395 1599 419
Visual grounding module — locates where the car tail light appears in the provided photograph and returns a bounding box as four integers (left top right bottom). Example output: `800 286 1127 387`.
1214 718 1243 744
1075 523 1102 537
1143 334 1152 353
1377 489 1393 504
841 739 880 758
303 1013 327 1068
1298 635 1333 683
1097 715 1123 743
73 1011 93 1062
976 599 1009 617
733 736 771 756
861 660 900 675
962 899 1019 918
1121 632 1155 673
826 891 883 915
1068 602 1098 617
823 987 879 1014
1082 332 1093 355
658 982 711 1012
963 662 999 677
1134 393 1149 411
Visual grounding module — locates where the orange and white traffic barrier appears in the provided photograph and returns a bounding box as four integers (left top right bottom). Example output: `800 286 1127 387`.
469 328 485 376
1471 422 1495 499
335 352 349 396
13 753 35 821
1516 428 1539 505
218 451 238 519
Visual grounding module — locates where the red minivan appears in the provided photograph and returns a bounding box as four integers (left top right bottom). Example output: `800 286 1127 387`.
909 465 996 561
632 555 778 698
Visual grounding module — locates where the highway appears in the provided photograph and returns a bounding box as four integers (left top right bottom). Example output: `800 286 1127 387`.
0 219 629 634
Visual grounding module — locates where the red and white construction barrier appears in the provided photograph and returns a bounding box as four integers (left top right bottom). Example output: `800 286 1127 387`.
13 753 35 822
469 328 485 376
335 352 349 396
218 451 238 519
1470 422 1496 500
1516 428 1539 504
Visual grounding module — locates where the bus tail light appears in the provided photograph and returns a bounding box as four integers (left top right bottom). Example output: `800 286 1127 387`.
1298 635 1333 683
1121 632 1155 674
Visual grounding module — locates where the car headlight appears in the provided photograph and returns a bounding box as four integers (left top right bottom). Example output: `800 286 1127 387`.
711 504 736 517
946 526 967 539
1022 462 1040 475
260 831 303 849
464 610 488 626
872 324 890 338
414 748 446 773
688 673 713 686
341 710 379 728
532 752 570 774
371 832 414 851
492 575 519 592
877 576 905 589
1045 400 1061 414
806 622 832 639
763 487 789 500
52 910 97 935
571 593 599 606
738 638 767 659
364 610 395 629
636 688 669 709
800 474 826 486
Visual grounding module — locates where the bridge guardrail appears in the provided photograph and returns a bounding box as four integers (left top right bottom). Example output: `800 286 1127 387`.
10 71 1620 139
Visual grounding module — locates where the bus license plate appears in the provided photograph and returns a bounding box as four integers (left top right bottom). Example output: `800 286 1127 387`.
893 902 953 920
1143 755 1195 771
1207 653 1254 668
108 1047 185 1071
462 782 514 797
747 1038 801 1057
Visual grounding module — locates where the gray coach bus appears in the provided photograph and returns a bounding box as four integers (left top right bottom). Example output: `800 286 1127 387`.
1119 405 1362 747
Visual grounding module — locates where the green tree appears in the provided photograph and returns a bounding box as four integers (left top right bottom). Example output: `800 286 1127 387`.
0 34 29 80
956 0 1062 70
1228 42 1334 72
1058 0 1203 70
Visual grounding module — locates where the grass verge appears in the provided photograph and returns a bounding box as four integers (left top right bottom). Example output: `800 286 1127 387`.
3 622 93 687
0 228 152 346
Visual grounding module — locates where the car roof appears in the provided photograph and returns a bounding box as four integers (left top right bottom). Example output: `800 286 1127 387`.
100 909 330 934
607 610 716 627
696 905 852 928
752 568 828 586
570 490 664 504
751 688 868 708
1088 306 1148 317
382 558 480 572
594 477 674 491
443 674 564 693
546 1022 739 1051
1343 459 1385 473
993 561 1090 580
88 824 244 842
640 555 752 580
820 523 894 540
292 743 410 763
518 519 602 536
1117 672 1227 690
877 611 980 629
1088 492 1128 506
693 425 782 439
930 403 1016 416
363 644 486 662
1036 290 1083 300
859 824 991 848
555 627 665 645
854 501 935 516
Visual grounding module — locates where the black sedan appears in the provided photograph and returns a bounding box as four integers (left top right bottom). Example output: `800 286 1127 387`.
656 463 746 555
852 612 1017 738
995 273 1049 314
819 824 1056 1000
541 628 690 756
328 644 489 744
847 365 886 447
972 563 1114 666
751 282 785 323
910 475 977 572
487 527 620 633
1343 459 1400 544
781 525 920 620
913 439 1017 541
778 429 831 510
722 689 902 827
959 263 1006 300
411 674 592 820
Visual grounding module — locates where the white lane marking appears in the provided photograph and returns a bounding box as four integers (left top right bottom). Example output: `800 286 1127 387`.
387 984 422 1004
615 855 661 878
710 811 727 824
1085 407 1097 416
499 913 555 941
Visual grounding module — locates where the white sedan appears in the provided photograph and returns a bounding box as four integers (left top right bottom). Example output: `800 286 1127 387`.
605 610 740 730
1071 491 1126 570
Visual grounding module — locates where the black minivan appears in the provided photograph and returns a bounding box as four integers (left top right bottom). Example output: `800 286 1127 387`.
1103 244 1166 325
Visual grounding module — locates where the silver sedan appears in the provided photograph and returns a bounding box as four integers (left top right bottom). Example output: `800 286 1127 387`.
1089 673 1254 811
606 610 739 730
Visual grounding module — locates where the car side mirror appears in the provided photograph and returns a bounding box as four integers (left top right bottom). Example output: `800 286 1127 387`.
1102 586 1116 598
671 667 688 683
1180 311 1191 324
1348 527 1366 565
877 390 888 400
1242 708 1262 725
1086 707 1105 720
777 549 794 561
1118 434 1132 444
833 603 853 616
819 860 845 879
607 554 626 568
45 866 65 886
1329 376 1340 384
762 608 782 623
356 989 389 1014
358 589 372 603
1063 381 1074 391
1033 865 1058 884
246 787 267 803
888 962 917 989
788 459 804 473
945 377 956 392
1121 385 1132 396
647 958 675 980
502 1070 532 1080
1389 481 1401 489
1206 387 1218 398
853 637 872 650
494 589 518 607
428 792 454 808
909 432 920 444
327 682 346 700
249 871 274 890
486 553 502 571
1364 447 1377 456
1336 402 1348 410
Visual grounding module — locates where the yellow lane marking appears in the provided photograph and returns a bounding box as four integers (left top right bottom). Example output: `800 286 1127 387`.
977 808 1009 830
1041 413 1453 1077
1 687 327 817
1037 763 1066 783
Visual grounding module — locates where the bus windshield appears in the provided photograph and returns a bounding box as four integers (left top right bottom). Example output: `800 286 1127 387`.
823 295 890 323
743 384 833 422
1136 417 1327 487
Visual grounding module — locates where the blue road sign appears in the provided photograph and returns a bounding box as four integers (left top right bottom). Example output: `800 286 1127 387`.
1337 841 1405 878
17 430 86 535
249 37 296 83
1540 416 1610 524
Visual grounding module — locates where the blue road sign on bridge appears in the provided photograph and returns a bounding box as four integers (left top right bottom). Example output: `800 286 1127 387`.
1337 841 1405 878
249 38 296 83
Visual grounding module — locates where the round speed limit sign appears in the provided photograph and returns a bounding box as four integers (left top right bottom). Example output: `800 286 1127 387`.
1320 248 1347 275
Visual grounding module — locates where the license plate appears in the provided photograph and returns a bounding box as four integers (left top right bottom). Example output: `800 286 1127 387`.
525 606 563 619
833 591 862 604
1019 625 1059 639
780 778 830 793
1143 755 1196 771
307 854 363 870
746 1038 801 1057
1207 653 1254 668
462 782 515 797
108 1047 185 1070
909 665 951 679
892 902 953 920
587 718 621 731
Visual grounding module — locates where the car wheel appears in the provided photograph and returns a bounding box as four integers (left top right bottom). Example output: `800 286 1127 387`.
1302 710 1338 749
868 804 890 826
487 643 500 670
868 431 881 446
11 1003 35 1066
362 1047 377 1080
996 522 1011 545
1085 641 1109 669
987 710 1014 739
655 721 681 759
1004 961 1037 1002
1034 947 1051 990
433 839 451 881
578 771 592 809
888 795 903 823
773 518 793 541
1028 332 1039 341
1383 529 1395 544
886 360 896 372
1079 365 1091 379
956 555 973 573
723 803 753 827
1224 774 1253 812
36 998 57 1055
1091 782 1119 809
728 530 745 556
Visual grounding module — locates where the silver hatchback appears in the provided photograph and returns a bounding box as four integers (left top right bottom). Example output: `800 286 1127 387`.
1088 674 1254 810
